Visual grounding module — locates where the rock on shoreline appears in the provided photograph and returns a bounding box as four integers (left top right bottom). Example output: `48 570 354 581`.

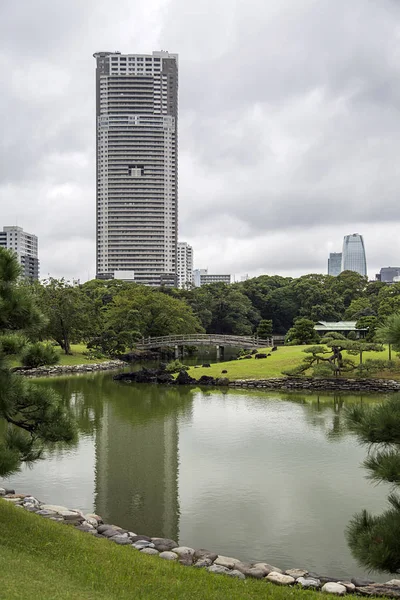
15 360 125 378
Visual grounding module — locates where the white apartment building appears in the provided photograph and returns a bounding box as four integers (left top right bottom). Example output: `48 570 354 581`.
177 242 193 289
94 50 179 286
193 269 231 287
0 226 39 280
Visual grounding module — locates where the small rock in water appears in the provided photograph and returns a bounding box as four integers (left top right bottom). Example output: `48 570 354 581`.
214 555 241 569
387 580 400 586
253 563 282 575
102 529 122 538
133 541 155 550
266 572 295 586
159 551 178 561
194 558 213 568
151 538 178 552
321 582 347 595
171 546 195 558
297 577 321 589
351 577 375 587
194 549 218 562
286 568 308 578
338 581 355 593
41 504 70 513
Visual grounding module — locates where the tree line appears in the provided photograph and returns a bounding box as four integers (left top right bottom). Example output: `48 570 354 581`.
20 269 400 357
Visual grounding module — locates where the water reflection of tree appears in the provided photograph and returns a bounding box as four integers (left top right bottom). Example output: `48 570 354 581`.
345 394 400 573
279 392 382 442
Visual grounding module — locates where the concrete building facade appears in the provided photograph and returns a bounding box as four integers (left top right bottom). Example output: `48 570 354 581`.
94 50 178 286
193 269 231 287
177 242 193 289
377 267 400 284
328 252 342 276
0 226 39 280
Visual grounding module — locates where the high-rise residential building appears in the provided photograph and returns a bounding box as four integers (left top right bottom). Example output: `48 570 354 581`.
177 242 193 289
94 50 178 286
377 267 400 283
328 252 342 276
0 226 39 280
341 233 367 277
193 269 231 287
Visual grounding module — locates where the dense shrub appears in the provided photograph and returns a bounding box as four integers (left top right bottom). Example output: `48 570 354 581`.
165 360 189 374
21 342 60 368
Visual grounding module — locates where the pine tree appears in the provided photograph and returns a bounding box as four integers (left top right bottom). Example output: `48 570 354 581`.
0 249 75 477
346 395 400 573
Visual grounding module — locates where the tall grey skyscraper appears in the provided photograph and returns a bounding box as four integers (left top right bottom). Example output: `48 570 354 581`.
0 226 39 280
341 233 367 277
328 252 342 276
94 51 178 286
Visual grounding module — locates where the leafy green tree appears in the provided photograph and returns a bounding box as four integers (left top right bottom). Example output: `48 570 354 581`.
356 316 379 342
346 396 400 573
330 270 367 308
0 249 75 476
185 283 260 335
105 286 204 338
39 279 98 354
256 319 273 338
376 313 400 350
344 297 376 320
285 318 319 345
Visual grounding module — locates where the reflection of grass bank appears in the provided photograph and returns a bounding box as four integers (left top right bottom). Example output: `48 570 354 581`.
186 345 397 381
0 501 337 600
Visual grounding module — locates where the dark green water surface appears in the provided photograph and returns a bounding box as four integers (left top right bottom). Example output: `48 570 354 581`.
2 372 394 581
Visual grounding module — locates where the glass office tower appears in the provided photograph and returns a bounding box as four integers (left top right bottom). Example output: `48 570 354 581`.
341 234 367 277
328 252 342 276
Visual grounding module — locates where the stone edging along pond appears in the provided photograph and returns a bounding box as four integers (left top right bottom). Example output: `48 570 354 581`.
2 489 400 597
14 359 125 378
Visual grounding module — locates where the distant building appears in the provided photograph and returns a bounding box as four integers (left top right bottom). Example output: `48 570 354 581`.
328 252 342 276
177 242 193 289
0 226 39 280
193 269 231 287
314 321 367 338
378 267 400 284
341 233 367 277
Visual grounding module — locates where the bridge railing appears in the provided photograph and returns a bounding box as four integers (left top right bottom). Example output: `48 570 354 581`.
136 334 273 348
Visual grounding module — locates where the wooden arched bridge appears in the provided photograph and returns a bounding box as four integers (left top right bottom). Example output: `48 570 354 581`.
136 334 274 359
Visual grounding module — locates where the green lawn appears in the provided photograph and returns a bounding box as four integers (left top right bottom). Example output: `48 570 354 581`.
9 344 110 368
186 345 397 381
0 501 337 600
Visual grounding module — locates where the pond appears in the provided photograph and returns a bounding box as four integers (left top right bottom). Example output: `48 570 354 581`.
2 372 394 581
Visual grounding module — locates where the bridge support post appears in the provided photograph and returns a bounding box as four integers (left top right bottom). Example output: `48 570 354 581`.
216 345 224 360
174 345 180 360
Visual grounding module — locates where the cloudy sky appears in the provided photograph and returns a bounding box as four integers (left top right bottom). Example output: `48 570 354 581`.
1 0 400 282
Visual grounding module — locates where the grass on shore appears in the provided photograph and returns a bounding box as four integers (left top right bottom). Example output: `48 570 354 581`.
0 500 338 600
186 345 398 381
9 344 110 368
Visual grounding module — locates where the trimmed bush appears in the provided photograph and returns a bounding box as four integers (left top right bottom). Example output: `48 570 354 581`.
21 342 60 368
165 359 189 374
